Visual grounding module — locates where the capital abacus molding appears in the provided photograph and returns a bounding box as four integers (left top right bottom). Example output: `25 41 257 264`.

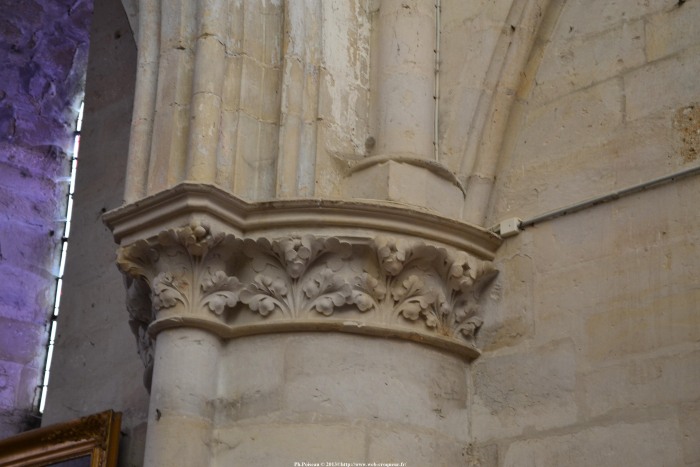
105 183 501 381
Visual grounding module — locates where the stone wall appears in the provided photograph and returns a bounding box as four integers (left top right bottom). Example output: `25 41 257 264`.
476 0 700 465
0 0 91 436
39 0 150 465
14 0 700 465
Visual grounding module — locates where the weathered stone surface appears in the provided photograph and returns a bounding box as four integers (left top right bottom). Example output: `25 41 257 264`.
678 401 700 465
516 79 624 168
501 419 684 467
367 428 470 466
0 319 46 366
532 20 645 106
625 44 700 121
215 335 286 423
478 235 536 352
40 4 149 466
0 0 92 436
554 0 668 38
646 0 700 61
213 423 366 466
8 1 698 466
472 339 578 440
582 350 700 418
283 333 469 439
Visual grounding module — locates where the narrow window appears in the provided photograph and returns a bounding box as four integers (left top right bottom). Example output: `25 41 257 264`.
39 102 84 413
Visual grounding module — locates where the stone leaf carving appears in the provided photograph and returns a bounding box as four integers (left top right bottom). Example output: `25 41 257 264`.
117 222 242 387
349 236 496 341
124 275 155 388
118 221 242 316
117 226 497 377
239 236 354 318
233 234 496 343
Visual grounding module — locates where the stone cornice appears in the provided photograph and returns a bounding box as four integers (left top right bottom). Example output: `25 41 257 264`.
103 182 501 260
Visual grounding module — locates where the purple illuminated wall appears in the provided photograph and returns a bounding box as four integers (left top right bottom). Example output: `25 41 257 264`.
0 0 93 436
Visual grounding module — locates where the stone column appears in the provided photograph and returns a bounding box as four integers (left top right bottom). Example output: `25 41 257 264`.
105 185 501 465
143 328 220 467
342 0 466 218
374 0 436 160
107 1 502 464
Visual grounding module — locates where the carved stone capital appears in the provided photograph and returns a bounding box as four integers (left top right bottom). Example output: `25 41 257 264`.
105 184 502 383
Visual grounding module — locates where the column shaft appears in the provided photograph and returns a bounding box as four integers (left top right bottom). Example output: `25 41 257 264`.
375 0 436 159
143 328 220 467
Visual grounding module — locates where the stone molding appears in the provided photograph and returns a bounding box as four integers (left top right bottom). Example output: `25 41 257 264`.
105 184 501 383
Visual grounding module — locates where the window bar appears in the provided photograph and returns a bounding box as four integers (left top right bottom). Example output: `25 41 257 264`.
39 101 83 414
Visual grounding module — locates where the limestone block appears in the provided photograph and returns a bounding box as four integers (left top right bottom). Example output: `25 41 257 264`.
221 54 242 111
0 361 23 410
0 160 64 202
441 20 502 91
343 160 464 218
646 1 700 62
554 0 668 38
673 103 700 163
367 428 470 466
533 218 699 352
142 415 213 466
441 0 513 25
148 47 193 191
624 44 700 121
516 78 623 167
240 57 266 118
532 263 593 345
148 329 220 419
602 114 679 183
0 182 62 227
214 335 286 423
213 423 366 466
283 333 469 440
478 235 535 352
465 442 499 467
609 191 698 259
584 289 700 363
0 265 54 322
159 0 195 50
531 204 616 275
318 77 370 157
373 72 435 157
672 175 700 233
678 401 700 464
0 223 57 273
501 419 684 467
582 349 700 419
437 86 481 173
0 318 46 367
240 2 282 62
374 0 436 160
531 20 645 106
234 113 278 199
471 339 577 440
318 0 370 157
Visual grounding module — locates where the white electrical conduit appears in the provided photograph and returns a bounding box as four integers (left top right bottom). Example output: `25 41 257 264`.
491 164 700 235
434 0 440 162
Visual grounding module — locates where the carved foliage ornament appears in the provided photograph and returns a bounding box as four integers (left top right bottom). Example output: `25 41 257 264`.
117 222 241 373
117 223 497 369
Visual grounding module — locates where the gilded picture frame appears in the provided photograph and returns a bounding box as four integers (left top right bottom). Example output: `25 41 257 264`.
0 410 121 467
